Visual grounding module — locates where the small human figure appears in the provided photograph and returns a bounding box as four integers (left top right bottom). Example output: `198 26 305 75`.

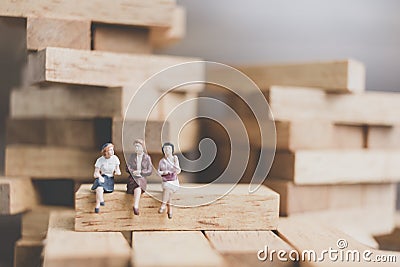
91 143 121 213
126 139 153 215
158 142 181 219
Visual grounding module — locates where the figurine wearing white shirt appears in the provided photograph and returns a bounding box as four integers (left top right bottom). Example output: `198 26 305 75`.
158 142 181 219
91 143 121 213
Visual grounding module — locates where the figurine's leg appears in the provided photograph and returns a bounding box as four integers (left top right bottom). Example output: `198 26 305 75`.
95 187 103 212
167 190 173 219
159 189 170 213
133 187 141 215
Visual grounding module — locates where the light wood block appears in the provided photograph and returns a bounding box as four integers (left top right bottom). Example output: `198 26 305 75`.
43 210 131 267
238 59 365 93
275 121 365 150
205 231 296 267
278 217 399 266
367 125 400 149
132 231 225 267
5 145 98 181
75 183 279 231
14 239 44 267
291 208 395 247
6 118 110 150
10 85 122 118
267 86 400 126
232 120 364 150
269 150 400 184
27 17 90 51
28 47 203 90
0 0 176 27
266 179 396 216
21 206 69 241
93 24 152 54
0 177 39 215
113 119 168 154
150 6 186 48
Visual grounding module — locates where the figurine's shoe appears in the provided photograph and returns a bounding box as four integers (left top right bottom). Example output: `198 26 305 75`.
100 202 105 206
158 206 166 214
94 208 100 213
168 211 172 219
133 207 139 215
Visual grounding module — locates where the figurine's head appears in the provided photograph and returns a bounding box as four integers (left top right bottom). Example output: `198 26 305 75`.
101 143 115 158
162 142 174 156
133 139 145 154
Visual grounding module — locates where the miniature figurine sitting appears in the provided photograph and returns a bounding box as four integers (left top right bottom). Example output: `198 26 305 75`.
158 142 181 219
91 143 121 213
126 139 153 215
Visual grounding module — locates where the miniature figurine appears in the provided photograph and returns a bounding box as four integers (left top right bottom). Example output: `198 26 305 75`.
91 143 121 213
126 139 153 215
158 142 181 219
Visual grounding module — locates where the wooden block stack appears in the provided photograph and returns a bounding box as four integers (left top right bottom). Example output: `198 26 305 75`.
2 0 204 186
0 2 286 267
210 59 399 247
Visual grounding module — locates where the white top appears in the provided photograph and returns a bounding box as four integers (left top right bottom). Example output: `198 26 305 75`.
94 155 120 177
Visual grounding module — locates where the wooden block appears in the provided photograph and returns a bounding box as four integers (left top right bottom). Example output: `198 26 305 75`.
267 86 400 126
14 239 43 267
233 119 365 150
21 206 53 241
0 177 39 215
269 150 400 184
6 118 111 150
118 88 200 152
278 217 399 266
29 47 204 90
75 183 279 231
275 121 365 150
10 85 122 118
5 145 98 181
27 17 90 51
205 231 296 267
266 179 396 216
43 210 131 267
0 215 22 267
112 119 168 154
367 125 400 149
291 208 395 247
93 24 152 54
238 59 365 93
150 6 186 48
160 92 200 152
0 0 176 27
132 231 224 267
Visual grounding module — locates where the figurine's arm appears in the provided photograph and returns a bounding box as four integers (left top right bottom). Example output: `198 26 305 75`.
114 164 122 176
158 160 168 175
141 155 153 177
173 155 181 174
126 154 136 175
94 167 105 183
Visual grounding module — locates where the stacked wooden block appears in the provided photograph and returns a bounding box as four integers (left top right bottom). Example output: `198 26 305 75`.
2 0 204 188
212 60 398 248
0 1 284 267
